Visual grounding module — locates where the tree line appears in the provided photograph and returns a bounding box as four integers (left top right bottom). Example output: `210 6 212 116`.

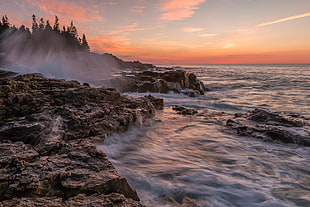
0 14 90 53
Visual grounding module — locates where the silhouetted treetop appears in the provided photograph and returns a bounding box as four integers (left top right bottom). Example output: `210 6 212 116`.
0 14 91 53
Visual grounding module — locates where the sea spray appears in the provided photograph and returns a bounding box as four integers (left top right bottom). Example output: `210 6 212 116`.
99 65 310 206
0 22 120 85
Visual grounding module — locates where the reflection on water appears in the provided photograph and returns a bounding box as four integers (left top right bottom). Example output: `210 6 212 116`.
98 65 310 207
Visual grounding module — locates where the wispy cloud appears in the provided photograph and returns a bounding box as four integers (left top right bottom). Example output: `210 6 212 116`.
222 43 235 49
182 27 204 32
24 0 104 23
257 12 310 27
139 55 184 60
130 6 146 13
89 36 145 52
160 0 206 21
103 23 146 35
200 33 217 37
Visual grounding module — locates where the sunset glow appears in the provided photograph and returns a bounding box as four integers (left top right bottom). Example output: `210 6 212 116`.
1 0 309 64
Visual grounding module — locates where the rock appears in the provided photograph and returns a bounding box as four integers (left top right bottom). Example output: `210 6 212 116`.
65 193 143 207
1 196 64 207
182 89 201 97
0 193 143 207
248 108 304 127
0 74 163 205
0 70 16 78
226 108 310 146
154 195 204 207
172 105 198 115
106 69 206 97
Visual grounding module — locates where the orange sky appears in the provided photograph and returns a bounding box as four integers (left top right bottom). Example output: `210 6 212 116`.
1 0 310 64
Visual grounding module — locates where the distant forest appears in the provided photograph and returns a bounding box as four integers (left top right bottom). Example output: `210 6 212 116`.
0 14 154 73
0 14 90 54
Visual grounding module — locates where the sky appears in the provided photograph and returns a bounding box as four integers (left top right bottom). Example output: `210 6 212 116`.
1 0 310 64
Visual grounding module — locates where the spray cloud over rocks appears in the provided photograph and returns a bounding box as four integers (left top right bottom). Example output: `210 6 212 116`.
0 15 121 85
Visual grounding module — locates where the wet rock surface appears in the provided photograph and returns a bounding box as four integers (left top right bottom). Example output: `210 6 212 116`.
154 195 204 207
226 108 310 146
172 105 198 115
0 70 16 78
0 74 163 206
107 69 206 97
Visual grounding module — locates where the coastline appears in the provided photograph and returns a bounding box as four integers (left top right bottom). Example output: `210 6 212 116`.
0 73 163 206
0 67 207 206
1 66 309 206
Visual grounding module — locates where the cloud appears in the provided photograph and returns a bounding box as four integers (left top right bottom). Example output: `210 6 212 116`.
200 33 217 37
138 55 184 60
257 12 310 27
160 0 206 21
89 36 145 52
24 0 104 23
130 6 146 13
103 23 146 35
222 43 235 49
182 27 204 32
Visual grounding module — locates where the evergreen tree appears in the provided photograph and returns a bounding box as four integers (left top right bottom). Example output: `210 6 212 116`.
1 14 92 55
81 34 90 51
0 15 10 36
53 16 60 32
45 20 52 30
32 14 38 32
69 21 77 37
39 18 45 30
19 25 26 32
1 15 10 29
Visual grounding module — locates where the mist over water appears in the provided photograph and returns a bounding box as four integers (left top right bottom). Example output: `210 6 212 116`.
98 64 310 207
0 29 120 85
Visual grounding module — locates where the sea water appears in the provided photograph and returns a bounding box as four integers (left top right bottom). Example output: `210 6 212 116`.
97 64 310 207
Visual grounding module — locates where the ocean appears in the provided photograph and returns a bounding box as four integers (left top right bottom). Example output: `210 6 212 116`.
98 64 310 207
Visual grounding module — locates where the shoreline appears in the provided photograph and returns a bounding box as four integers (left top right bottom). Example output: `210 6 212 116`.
0 73 163 206
1 68 309 206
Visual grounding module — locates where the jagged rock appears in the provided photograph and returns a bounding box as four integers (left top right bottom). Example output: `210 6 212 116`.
226 108 310 146
65 193 143 207
0 193 143 207
172 105 198 115
107 69 206 97
154 195 204 207
0 74 163 205
0 196 64 207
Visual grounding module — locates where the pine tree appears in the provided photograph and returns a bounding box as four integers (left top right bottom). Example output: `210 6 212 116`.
69 21 77 37
39 18 45 30
2 15 10 29
45 20 52 30
32 14 38 33
0 14 92 54
53 16 60 32
81 34 90 51
19 25 26 32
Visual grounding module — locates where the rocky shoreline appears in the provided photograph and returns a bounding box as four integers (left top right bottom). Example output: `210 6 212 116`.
0 73 163 206
225 108 310 146
105 69 206 97
1 69 309 206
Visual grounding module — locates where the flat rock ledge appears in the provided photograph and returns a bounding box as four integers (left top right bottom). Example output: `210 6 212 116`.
107 70 206 97
226 108 310 146
0 73 163 206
